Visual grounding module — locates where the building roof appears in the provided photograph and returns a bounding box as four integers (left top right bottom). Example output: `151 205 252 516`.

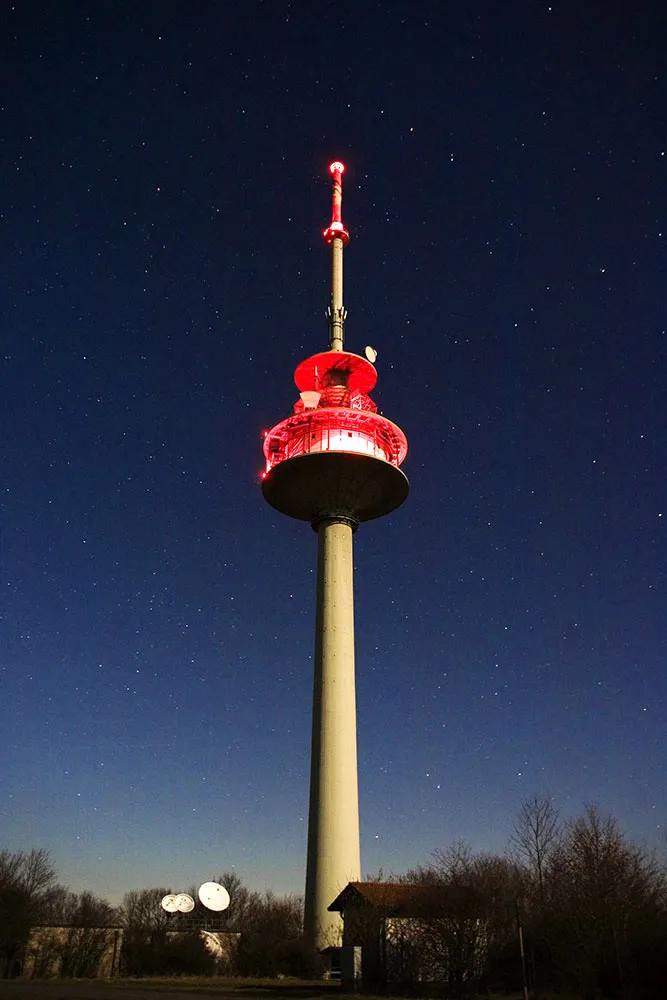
328 881 449 916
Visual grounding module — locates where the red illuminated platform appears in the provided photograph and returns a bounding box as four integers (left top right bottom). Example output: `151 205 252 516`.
294 351 377 395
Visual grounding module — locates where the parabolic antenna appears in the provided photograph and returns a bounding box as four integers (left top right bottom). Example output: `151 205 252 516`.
198 881 230 912
364 345 378 363
175 893 195 913
161 894 179 913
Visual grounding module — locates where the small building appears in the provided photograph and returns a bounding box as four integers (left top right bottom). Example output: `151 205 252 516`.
329 881 487 991
22 925 123 979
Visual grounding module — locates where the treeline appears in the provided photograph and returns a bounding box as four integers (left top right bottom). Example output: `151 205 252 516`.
0 850 119 978
0 854 318 980
2 796 666 997
120 873 321 978
385 797 667 999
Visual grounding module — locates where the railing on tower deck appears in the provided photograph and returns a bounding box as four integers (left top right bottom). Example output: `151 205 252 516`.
263 409 408 474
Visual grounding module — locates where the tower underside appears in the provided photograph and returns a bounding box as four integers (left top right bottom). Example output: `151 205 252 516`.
262 451 409 525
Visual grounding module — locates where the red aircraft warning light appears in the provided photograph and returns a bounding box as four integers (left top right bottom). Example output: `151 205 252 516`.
261 161 408 526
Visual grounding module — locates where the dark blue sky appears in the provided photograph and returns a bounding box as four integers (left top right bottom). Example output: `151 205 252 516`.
2 0 665 903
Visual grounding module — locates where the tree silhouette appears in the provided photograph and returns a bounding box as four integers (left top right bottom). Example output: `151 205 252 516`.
0 849 60 977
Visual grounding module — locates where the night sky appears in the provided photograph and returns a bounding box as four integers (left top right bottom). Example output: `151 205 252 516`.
3 1 665 905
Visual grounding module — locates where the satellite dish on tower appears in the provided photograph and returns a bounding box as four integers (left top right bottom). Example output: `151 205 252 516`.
364 345 378 363
300 390 321 410
198 881 230 912
161 894 179 913
175 893 195 913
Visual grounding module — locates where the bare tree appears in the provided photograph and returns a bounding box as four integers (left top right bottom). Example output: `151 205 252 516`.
39 891 117 978
406 843 523 994
0 849 60 977
507 795 563 993
214 871 262 933
118 887 171 975
510 794 561 903
235 890 305 977
544 804 667 998
119 887 171 934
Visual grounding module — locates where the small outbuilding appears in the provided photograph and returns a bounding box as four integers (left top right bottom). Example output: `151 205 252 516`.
22 925 123 979
329 881 486 991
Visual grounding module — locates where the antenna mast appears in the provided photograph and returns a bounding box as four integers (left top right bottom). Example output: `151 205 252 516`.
323 161 349 352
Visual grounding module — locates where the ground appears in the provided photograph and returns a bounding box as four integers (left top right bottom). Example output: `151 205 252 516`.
0 982 551 1000
0 980 341 1000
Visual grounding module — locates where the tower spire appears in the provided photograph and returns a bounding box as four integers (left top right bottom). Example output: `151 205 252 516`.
323 161 349 352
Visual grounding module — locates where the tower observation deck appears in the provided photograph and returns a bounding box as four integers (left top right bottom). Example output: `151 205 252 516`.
261 162 409 952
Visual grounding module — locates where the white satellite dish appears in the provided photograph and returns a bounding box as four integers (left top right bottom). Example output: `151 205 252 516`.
300 390 321 410
198 881 230 912
161 894 179 913
364 345 378 363
175 893 195 913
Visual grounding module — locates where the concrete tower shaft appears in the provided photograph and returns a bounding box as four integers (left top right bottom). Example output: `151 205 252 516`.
304 517 361 947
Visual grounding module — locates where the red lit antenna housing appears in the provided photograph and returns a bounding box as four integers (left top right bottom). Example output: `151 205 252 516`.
261 162 408 527
323 161 349 245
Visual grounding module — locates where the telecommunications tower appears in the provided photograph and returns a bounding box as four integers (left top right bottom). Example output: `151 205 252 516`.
261 162 409 950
